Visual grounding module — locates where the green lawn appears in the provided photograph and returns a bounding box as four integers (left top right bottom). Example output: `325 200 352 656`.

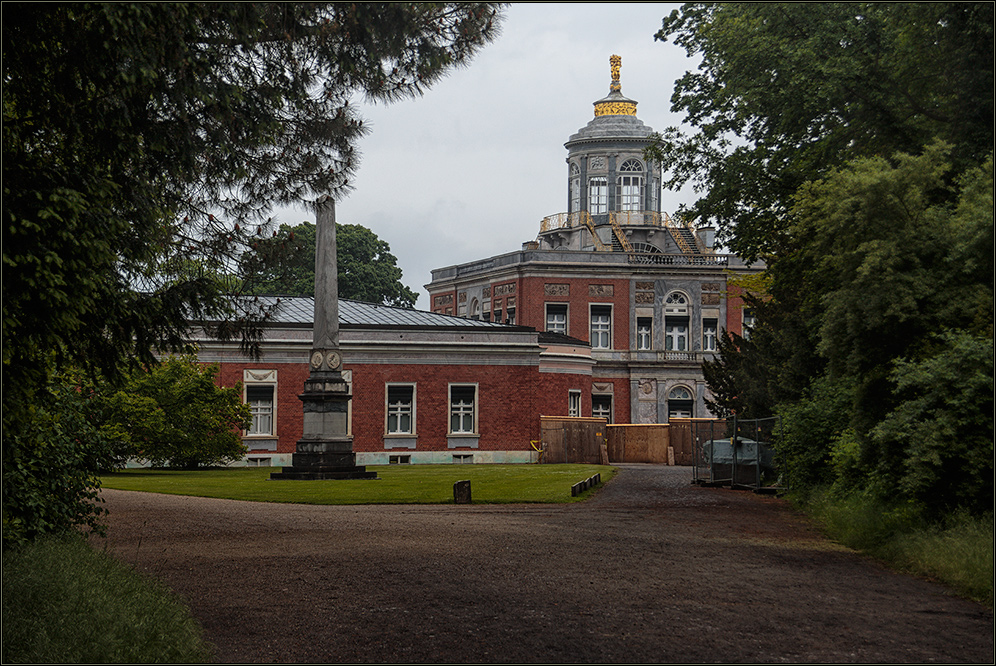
100 464 616 505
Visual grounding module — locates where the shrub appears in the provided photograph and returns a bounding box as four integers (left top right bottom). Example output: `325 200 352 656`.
101 355 250 469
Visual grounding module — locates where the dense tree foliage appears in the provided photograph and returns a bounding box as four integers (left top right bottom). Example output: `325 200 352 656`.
100 357 250 470
2 372 112 546
3 3 505 543
648 3 993 261
254 221 418 307
656 4 993 515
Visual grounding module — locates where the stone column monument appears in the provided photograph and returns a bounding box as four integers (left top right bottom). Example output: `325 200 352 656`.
271 197 377 480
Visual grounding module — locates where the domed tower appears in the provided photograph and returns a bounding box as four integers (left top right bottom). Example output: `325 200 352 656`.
538 56 697 255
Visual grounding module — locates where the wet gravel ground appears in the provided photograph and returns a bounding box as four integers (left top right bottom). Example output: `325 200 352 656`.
94 465 993 663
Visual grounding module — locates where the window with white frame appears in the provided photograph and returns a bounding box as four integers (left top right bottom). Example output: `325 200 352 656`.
590 305 612 349
449 385 477 434
665 320 689 351
702 319 718 352
507 307 516 325
246 384 274 436
570 163 581 213
386 384 415 435
568 390 582 417
668 386 694 419
664 291 688 315
617 159 644 212
637 317 652 350
592 394 612 422
664 291 690 352
546 303 567 334
588 177 607 214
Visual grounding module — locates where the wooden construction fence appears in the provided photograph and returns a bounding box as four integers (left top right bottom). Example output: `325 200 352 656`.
606 424 673 464
539 416 609 464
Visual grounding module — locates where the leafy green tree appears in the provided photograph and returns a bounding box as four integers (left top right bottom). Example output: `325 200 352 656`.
775 147 991 511
100 357 250 470
2 372 111 546
647 2 993 261
655 4 994 516
255 221 418 307
3 3 505 541
871 331 993 517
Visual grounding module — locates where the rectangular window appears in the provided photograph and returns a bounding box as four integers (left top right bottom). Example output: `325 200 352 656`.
507 308 516 325
665 318 689 351
386 384 415 435
389 454 411 464
246 385 274 436
617 176 642 211
637 317 652 350
703 319 718 352
546 304 567 334
493 309 502 324
592 395 612 423
568 390 582 417
449 385 477 434
743 309 756 340
571 177 581 213
588 177 607 214
590 305 612 349
453 454 474 464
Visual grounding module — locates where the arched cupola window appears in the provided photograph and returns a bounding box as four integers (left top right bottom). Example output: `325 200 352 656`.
617 159 644 212
570 163 581 213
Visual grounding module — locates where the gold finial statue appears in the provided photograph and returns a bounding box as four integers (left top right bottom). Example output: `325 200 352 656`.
594 54 637 117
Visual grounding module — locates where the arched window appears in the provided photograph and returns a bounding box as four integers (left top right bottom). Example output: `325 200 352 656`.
664 292 689 351
617 159 643 212
667 385 694 419
664 291 688 314
668 386 692 401
570 163 581 213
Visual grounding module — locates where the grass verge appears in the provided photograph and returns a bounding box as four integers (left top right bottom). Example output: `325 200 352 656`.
2 533 213 664
800 489 993 607
100 464 617 504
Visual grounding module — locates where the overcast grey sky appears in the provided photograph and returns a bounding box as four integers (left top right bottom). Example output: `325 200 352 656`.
281 3 698 309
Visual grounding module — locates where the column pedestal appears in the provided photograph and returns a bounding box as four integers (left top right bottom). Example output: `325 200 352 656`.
270 370 377 480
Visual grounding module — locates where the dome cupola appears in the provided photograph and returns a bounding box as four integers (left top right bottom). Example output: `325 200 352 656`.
563 56 661 225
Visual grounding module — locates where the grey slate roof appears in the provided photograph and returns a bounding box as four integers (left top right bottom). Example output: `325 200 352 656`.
259 296 528 330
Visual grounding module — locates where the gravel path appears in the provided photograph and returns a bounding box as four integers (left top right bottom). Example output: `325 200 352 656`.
94 464 993 663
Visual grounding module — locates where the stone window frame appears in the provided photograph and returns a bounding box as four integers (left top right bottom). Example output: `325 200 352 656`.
664 291 691 352
545 302 568 335
636 316 653 351
702 318 718 352
568 390 582 417
589 304 612 349
592 394 613 423
243 370 277 444
447 383 479 449
385 383 416 438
